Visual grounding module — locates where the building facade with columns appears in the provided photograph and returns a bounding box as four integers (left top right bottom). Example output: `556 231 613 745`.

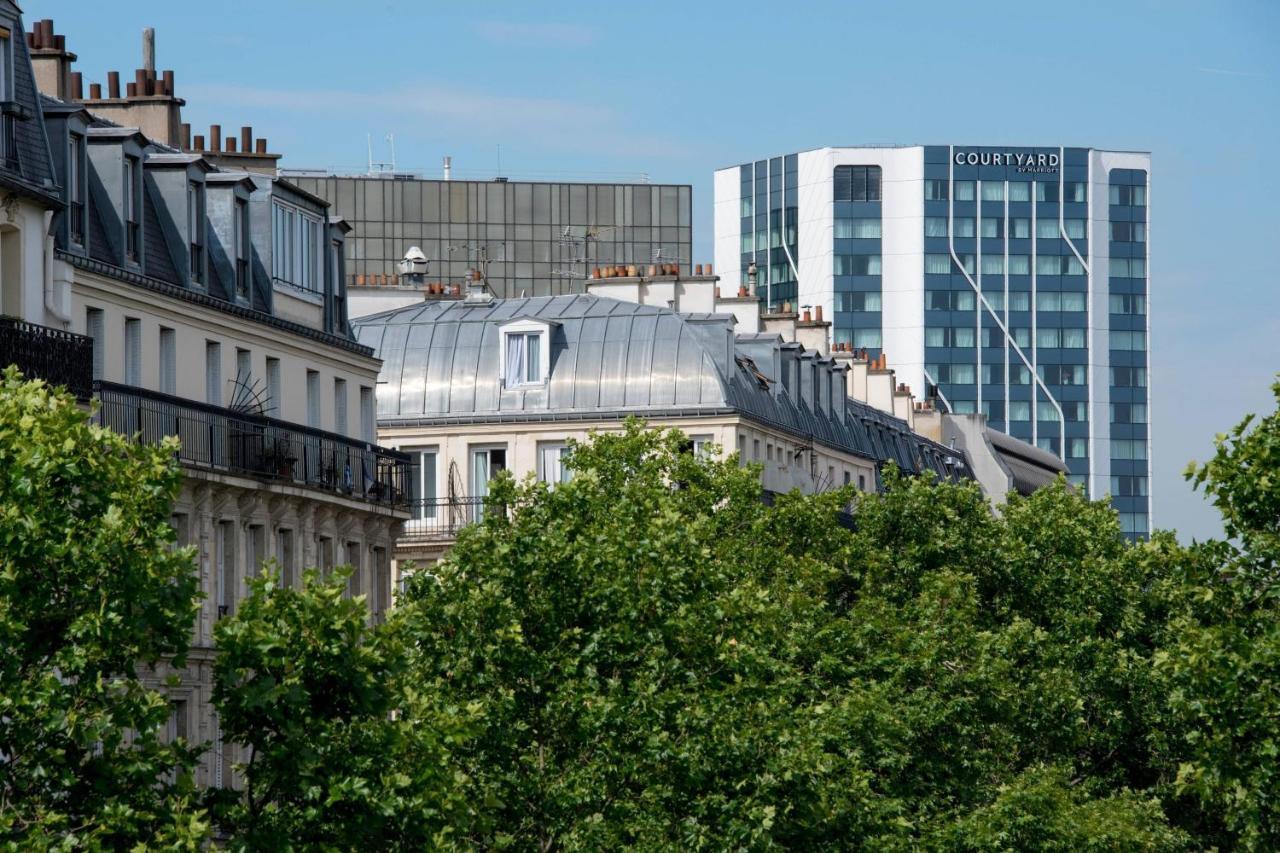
2 13 411 789
714 146 1151 538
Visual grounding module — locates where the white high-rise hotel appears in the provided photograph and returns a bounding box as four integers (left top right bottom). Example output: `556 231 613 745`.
714 146 1151 536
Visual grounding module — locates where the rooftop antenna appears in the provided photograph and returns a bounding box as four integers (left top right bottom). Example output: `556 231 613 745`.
552 223 621 280
366 133 396 176
496 143 502 178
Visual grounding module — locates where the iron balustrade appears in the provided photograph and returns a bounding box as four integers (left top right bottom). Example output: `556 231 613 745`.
0 316 94 399
403 496 489 538
94 380 410 508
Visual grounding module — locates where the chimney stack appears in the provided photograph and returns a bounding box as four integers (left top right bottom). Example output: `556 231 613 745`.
107 70 120 99
180 122 191 150
142 28 155 73
240 126 252 152
209 124 222 151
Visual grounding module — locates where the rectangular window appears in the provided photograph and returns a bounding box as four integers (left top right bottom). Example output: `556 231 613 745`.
839 291 882 312
981 217 1003 239
1111 475 1149 498
1036 219 1059 239
1068 438 1088 459
1111 439 1149 461
953 217 975 238
538 442 573 484
306 370 320 427
1009 401 1030 421
124 156 141 263
1111 403 1149 424
123 318 141 386
68 134 85 245
925 254 952 275
954 181 975 201
276 529 295 589
924 216 948 238
1010 217 1030 239
1064 182 1087 203
1064 219 1086 239
984 292 1004 311
360 386 375 442
851 328 882 348
1109 294 1146 315
86 308 105 380
471 446 507 505
159 327 176 395
1111 366 1148 388
924 179 948 201
1012 329 1031 349
833 254 882 276
188 181 204 284
246 524 265 580
1035 182 1059 203
1037 328 1061 349
981 255 1004 276
1111 330 1147 351
334 378 347 436
504 331 544 386
234 198 250 301
953 327 975 348
1061 293 1085 312
259 356 279 418
833 166 882 202
1008 182 1030 202
408 448 438 520
981 182 1004 202
235 348 251 390
205 341 221 406
834 218 881 239
1009 292 1030 312
271 200 322 292
216 521 235 617
1007 255 1030 275
1119 513 1149 535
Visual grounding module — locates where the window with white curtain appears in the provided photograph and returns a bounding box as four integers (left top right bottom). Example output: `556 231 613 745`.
954 181 975 201
1064 219 1086 239
851 328 882 348
538 443 572 484
205 341 221 406
1008 182 1030 202
1037 219 1059 239
334 378 347 436
925 254 951 274
306 370 320 427
1068 438 1088 459
504 331 544 386
834 255 881 276
159 327 176 394
1009 292 1030 312
360 386 375 441
265 357 281 417
1110 294 1146 314
1037 328 1061 348
953 217 975 238
86 308 104 380
981 217 1002 239
1111 330 1147 351
408 449 438 521
1009 401 1031 421
1010 218 1030 239
981 256 1004 276
1008 255 1030 275
835 218 881 239
981 182 1004 202
924 217 948 238
124 318 141 386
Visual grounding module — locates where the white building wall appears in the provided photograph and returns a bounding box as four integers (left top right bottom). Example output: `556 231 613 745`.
712 166 741 291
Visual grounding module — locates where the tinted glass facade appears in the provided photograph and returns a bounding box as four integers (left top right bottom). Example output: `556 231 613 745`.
738 155 798 312
716 145 1152 538
285 175 692 300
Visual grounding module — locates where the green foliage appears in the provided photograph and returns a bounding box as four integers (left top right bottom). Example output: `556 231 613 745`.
210 566 477 851
0 367 206 848
1158 376 1280 849
396 421 1191 849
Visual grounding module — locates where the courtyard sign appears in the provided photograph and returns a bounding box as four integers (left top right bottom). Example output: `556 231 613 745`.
953 150 1059 173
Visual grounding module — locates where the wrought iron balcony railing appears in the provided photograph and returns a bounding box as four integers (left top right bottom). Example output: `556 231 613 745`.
403 496 489 539
95 381 410 509
0 315 94 399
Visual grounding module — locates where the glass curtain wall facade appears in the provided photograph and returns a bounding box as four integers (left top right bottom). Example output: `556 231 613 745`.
737 155 798 313
285 175 692 300
715 145 1152 538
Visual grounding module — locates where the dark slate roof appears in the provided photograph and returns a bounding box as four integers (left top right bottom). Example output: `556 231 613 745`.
4 7 61 206
142 183 181 285
354 294 971 479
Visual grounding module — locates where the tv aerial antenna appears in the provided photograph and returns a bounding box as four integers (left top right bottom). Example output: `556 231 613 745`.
552 223 621 280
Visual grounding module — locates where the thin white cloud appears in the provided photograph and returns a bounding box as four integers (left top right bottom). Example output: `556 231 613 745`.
182 82 695 160
471 20 598 47
1195 66 1264 77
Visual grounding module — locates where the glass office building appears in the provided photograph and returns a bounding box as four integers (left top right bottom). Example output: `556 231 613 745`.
714 145 1152 537
284 173 692 299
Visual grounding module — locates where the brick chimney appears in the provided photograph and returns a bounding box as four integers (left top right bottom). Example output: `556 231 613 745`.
27 19 78 101
73 26 186 147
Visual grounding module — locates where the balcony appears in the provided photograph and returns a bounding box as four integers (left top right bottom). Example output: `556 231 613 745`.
95 381 410 510
0 316 94 399
403 496 488 540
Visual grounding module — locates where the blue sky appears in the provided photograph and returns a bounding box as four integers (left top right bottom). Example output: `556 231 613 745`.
54 0 1279 540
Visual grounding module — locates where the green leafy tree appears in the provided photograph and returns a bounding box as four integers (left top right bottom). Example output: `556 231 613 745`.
1155 378 1280 849
0 368 207 848
397 421 1185 849
210 566 478 850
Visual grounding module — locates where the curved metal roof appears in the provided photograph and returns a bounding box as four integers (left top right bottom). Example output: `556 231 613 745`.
354 294 969 477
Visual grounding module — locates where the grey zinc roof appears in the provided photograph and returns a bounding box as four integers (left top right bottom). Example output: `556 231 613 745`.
354 294 972 478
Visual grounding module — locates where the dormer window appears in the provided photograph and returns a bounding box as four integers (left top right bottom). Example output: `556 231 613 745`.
123 155 141 263
188 180 205 285
505 331 542 386
234 198 249 301
68 134 85 246
499 318 554 388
